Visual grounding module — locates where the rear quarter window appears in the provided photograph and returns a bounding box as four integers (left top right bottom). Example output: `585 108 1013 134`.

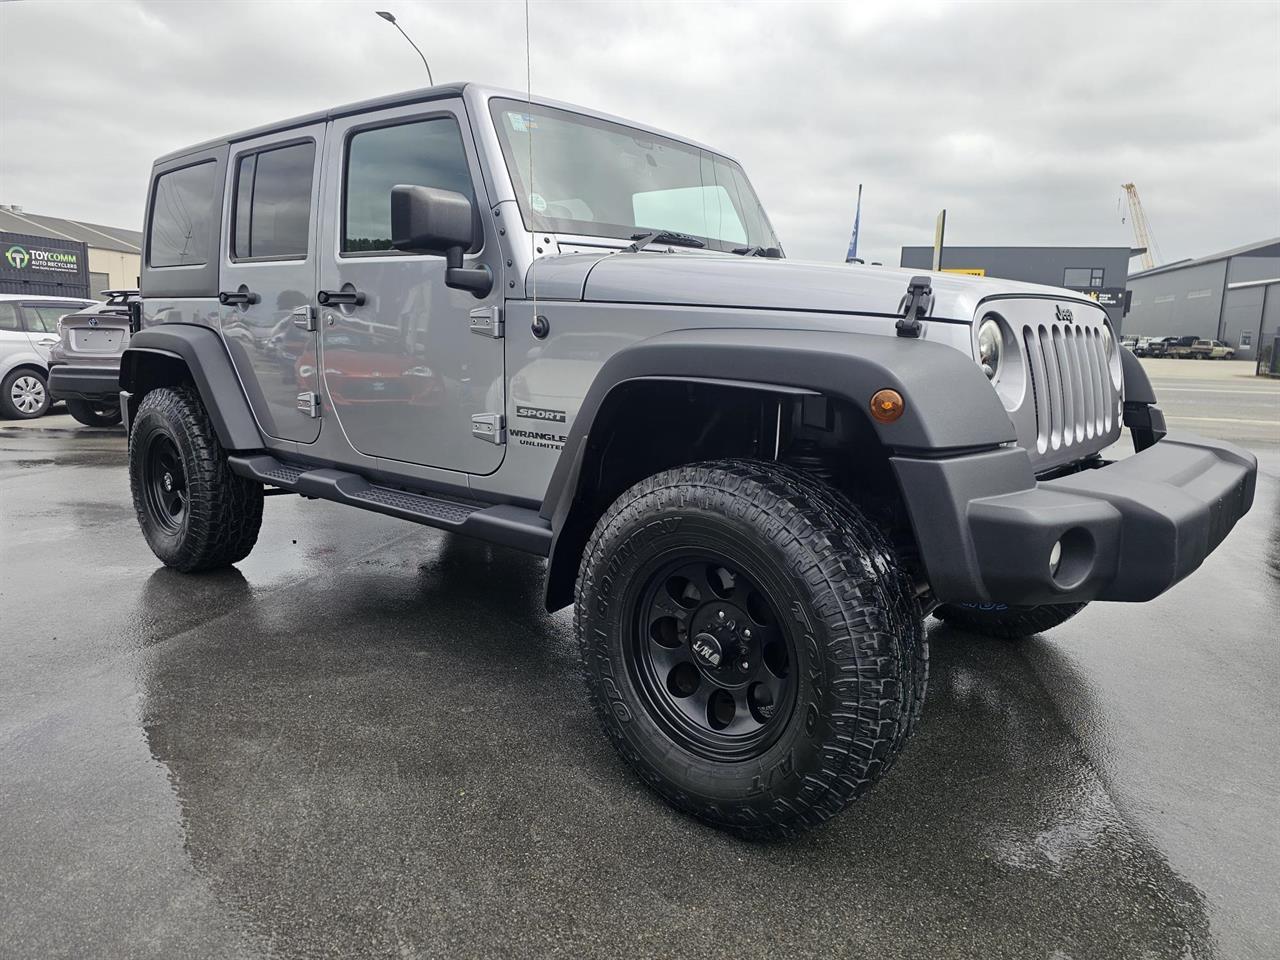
149 161 218 267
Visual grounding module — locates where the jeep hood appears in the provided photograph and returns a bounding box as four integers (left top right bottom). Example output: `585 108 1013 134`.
527 250 1107 322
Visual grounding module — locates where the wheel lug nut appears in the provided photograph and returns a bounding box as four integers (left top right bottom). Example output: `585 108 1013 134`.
739 660 750 671
717 610 725 620
743 629 751 639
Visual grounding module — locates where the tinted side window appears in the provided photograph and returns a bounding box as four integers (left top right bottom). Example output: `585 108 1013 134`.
149 161 218 267
0 303 19 331
232 141 316 259
343 117 475 254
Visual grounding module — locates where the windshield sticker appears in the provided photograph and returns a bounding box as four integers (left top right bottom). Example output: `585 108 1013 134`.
529 193 548 213
508 112 537 133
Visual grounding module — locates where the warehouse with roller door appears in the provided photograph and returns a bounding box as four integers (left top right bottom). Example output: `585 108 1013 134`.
1123 238 1280 363
0 204 141 299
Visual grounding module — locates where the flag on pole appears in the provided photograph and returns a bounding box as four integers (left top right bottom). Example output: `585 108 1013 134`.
845 184 863 263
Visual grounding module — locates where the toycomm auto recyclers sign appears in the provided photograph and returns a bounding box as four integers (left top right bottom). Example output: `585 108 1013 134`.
0 231 89 296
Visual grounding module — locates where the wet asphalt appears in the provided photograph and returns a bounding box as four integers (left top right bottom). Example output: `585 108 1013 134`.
1 367 1277 960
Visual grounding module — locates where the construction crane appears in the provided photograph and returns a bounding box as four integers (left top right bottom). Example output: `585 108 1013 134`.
1121 183 1159 271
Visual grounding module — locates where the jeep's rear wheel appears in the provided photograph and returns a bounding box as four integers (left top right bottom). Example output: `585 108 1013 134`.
575 459 927 838
933 601 1087 639
129 385 263 572
67 398 123 427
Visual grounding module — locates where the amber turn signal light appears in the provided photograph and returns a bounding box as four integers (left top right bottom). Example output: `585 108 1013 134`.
869 388 905 423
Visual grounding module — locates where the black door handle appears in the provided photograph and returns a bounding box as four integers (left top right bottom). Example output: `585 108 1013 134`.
317 289 366 306
218 290 260 305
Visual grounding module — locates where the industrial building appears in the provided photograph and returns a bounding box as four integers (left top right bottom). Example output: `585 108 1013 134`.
898 245 1138 325
1124 238 1280 363
0 204 141 299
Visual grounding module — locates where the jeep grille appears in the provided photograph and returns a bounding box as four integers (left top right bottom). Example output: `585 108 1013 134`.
1021 320 1118 456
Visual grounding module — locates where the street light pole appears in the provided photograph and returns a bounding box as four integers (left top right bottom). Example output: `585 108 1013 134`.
375 10 434 85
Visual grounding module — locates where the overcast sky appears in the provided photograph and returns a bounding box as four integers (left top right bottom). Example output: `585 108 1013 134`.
1 0 1277 266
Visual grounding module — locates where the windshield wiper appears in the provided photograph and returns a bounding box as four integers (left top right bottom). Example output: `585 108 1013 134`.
731 245 783 258
627 230 707 253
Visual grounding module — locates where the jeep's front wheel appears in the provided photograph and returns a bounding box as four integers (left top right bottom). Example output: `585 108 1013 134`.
129 385 263 572
575 460 926 838
932 601 1087 639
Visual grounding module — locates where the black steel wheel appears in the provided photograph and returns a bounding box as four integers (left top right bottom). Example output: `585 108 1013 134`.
576 459 927 839
129 385 263 572
630 554 796 763
142 433 188 534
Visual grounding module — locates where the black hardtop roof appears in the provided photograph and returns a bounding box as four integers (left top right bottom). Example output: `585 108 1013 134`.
156 82 470 164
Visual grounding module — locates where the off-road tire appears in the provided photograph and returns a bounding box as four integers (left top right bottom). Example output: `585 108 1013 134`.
575 459 927 839
933 601 1087 639
66 398 123 427
1 368 50 419
129 385 263 572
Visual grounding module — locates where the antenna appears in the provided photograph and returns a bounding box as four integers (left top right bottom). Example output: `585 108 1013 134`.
526 0 537 319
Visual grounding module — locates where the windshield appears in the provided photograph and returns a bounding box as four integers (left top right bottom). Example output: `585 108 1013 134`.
489 98 780 254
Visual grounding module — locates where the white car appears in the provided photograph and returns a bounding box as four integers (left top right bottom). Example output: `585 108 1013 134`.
0 293 97 418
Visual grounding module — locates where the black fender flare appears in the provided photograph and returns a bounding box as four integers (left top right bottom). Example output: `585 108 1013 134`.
1119 346 1165 451
1120 346 1156 404
120 323 264 451
539 326 1013 610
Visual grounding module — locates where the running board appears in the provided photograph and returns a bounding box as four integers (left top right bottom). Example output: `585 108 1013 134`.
227 454 551 556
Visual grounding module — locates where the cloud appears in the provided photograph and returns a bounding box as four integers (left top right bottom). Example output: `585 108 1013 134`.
1 0 1276 267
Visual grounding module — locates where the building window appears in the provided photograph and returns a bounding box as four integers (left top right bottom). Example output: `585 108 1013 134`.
1064 267 1104 288
232 141 316 260
1187 289 1213 299
148 161 218 267
343 117 475 254
1154 295 1175 304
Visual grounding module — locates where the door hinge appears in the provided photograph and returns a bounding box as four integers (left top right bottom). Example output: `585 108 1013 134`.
469 305 504 339
291 304 317 332
296 392 321 418
471 412 506 444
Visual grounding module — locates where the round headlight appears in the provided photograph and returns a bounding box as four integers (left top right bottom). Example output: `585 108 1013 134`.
978 317 1002 380
1102 321 1123 388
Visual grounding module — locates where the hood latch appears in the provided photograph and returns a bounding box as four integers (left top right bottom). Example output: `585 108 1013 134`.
896 276 933 338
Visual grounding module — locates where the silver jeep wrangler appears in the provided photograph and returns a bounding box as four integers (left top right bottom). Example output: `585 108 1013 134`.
121 83 1256 837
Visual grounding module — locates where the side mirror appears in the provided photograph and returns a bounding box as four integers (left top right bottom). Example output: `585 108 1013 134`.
390 184 492 298
391 184 473 254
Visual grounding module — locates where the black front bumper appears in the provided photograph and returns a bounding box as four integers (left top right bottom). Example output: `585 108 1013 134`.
894 432 1257 605
47 364 121 403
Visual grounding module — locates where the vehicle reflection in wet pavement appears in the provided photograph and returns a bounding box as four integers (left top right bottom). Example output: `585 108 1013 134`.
1 425 1274 959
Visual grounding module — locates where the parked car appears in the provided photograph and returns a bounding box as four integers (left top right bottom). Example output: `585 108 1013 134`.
1191 338 1235 360
119 82 1257 838
1130 336 1157 357
1166 335 1201 359
0 293 96 419
1141 336 1174 358
46 290 138 426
